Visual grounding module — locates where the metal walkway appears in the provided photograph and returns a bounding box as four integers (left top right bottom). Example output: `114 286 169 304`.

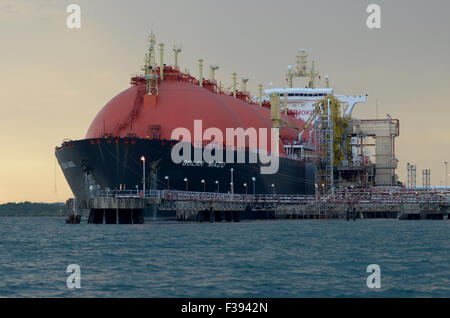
90 188 449 206
83 188 449 220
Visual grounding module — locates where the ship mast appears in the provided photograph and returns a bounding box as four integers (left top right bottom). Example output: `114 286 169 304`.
144 31 159 96
287 49 319 89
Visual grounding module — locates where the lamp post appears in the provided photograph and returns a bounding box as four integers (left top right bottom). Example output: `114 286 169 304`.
140 156 146 197
230 168 234 194
165 176 169 190
201 179 206 192
184 178 188 191
252 177 256 195
445 161 448 188
271 184 275 195
243 183 248 194
215 180 219 193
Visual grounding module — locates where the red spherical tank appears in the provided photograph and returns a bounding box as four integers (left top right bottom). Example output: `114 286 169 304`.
86 78 306 153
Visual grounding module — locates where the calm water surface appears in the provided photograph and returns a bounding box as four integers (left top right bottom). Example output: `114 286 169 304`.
0 217 449 297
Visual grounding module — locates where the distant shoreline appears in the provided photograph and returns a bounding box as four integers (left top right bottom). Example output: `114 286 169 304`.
0 202 65 217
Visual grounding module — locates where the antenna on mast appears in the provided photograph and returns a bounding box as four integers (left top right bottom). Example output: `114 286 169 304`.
198 59 204 87
309 59 318 89
209 65 220 82
232 73 237 98
297 49 308 74
376 99 379 119
241 78 249 94
173 45 182 70
159 43 165 81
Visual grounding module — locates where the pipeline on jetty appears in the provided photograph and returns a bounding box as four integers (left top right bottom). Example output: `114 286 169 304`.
65 188 450 224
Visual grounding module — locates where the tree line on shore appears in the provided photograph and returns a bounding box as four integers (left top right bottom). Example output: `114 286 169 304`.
0 202 65 216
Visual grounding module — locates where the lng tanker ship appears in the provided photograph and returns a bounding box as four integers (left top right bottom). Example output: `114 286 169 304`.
55 34 366 201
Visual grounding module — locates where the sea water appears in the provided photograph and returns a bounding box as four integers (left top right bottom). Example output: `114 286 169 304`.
0 217 449 297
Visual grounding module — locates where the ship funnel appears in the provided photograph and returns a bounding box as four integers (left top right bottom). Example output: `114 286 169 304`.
258 84 263 106
159 43 165 80
173 45 182 70
210 65 220 82
232 73 237 98
198 59 204 87
241 78 249 94
270 93 281 129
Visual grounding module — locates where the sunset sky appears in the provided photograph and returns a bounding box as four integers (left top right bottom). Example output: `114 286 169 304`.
0 0 449 203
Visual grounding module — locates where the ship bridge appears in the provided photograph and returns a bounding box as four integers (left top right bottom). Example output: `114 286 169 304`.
262 87 367 122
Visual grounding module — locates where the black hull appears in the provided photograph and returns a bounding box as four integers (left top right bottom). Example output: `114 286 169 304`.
55 138 315 201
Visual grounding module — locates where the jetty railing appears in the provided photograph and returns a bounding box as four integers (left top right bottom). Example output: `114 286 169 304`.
90 188 449 205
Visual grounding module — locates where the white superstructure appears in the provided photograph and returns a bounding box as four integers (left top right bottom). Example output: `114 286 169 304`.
262 87 367 122
261 49 367 122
